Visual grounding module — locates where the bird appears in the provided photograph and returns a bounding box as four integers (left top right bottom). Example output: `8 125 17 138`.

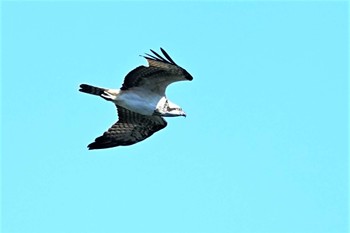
79 48 193 150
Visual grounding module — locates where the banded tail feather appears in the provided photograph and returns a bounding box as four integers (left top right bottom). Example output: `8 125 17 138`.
79 84 107 96
79 84 120 102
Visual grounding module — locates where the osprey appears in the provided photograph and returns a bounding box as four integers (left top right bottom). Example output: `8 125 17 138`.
79 48 193 149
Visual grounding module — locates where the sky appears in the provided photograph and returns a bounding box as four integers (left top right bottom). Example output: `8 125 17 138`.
1 1 348 233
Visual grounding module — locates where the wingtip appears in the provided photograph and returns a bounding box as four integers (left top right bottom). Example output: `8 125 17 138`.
87 146 97 150
160 48 177 65
87 142 98 150
87 140 119 150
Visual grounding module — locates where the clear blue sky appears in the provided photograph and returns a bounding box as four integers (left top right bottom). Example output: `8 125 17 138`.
2 1 348 233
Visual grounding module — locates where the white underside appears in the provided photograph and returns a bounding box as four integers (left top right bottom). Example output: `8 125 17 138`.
114 88 165 115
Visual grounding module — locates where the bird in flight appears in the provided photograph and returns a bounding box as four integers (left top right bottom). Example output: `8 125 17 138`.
79 48 193 149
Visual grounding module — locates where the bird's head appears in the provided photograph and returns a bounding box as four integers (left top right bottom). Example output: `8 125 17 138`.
155 99 186 117
163 107 186 117
165 101 186 117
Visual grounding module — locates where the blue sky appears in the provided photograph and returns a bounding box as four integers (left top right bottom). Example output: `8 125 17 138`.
2 1 348 233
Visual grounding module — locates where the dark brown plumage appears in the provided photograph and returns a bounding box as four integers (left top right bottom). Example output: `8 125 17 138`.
88 106 167 150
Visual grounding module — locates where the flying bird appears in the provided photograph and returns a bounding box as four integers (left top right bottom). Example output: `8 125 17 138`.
79 48 193 149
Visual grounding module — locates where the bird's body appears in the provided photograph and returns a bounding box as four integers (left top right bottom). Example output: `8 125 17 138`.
114 88 164 116
79 48 192 149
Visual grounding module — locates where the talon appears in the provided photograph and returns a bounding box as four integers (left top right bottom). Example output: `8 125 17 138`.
101 91 115 100
101 93 109 99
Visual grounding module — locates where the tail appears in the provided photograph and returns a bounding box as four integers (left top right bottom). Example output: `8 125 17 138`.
79 84 107 96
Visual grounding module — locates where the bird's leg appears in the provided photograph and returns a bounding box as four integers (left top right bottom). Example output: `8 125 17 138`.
101 90 117 101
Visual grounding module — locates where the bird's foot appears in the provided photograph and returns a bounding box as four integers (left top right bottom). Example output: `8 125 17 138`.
101 90 117 101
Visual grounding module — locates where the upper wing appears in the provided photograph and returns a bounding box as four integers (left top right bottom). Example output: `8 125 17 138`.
87 106 167 150
121 48 193 95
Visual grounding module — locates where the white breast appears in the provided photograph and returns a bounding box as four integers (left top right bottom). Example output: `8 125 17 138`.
115 88 164 115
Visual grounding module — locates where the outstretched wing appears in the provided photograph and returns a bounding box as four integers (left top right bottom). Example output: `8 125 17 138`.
121 48 193 95
87 106 167 150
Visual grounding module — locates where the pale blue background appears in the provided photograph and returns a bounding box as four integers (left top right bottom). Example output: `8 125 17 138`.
2 1 348 233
